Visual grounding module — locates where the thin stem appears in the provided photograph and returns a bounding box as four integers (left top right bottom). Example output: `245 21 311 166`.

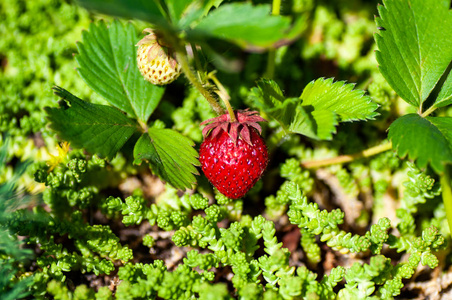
154 0 170 21
421 106 437 118
265 52 276 79
271 0 282 15
137 119 148 133
175 50 223 115
301 141 393 169
208 72 236 121
264 0 282 79
440 166 452 236
190 43 204 77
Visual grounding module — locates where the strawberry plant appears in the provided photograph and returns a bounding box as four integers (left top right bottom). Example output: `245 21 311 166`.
1 0 452 299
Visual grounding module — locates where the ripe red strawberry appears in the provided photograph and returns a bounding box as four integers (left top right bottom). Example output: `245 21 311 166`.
199 110 268 199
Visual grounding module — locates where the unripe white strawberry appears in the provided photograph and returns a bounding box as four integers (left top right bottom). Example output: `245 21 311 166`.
136 29 181 85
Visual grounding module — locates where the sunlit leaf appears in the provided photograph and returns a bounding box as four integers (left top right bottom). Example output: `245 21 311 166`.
190 3 291 50
76 0 167 28
76 20 165 123
375 0 452 108
300 78 378 122
433 71 452 109
133 129 200 190
46 87 139 160
388 114 452 173
251 79 376 140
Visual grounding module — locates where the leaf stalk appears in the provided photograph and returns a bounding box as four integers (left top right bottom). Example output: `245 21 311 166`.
264 0 282 79
301 141 393 169
207 72 236 122
137 119 148 133
421 106 437 118
175 50 223 115
190 43 204 77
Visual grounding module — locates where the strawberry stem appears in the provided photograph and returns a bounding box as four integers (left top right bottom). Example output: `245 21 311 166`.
175 49 224 115
190 43 204 77
264 0 282 79
208 72 236 122
137 119 148 133
421 106 437 118
301 141 393 169
154 0 170 21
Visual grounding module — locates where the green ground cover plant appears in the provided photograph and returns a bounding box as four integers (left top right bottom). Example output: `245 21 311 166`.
1 0 452 299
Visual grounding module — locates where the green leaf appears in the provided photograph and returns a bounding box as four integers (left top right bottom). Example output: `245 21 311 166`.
202 0 224 15
190 3 291 50
310 110 338 141
133 129 200 190
434 71 452 109
251 78 376 140
76 0 168 28
77 0 226 31
300 78 378 122
46 87 139 160
388 114 452 173
253 78 285 106
250 80 319 138
277 105 338 141
375 0 452 108
177 0 225 29
277 103 338 140
167 0 192 23
75 20 165 123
